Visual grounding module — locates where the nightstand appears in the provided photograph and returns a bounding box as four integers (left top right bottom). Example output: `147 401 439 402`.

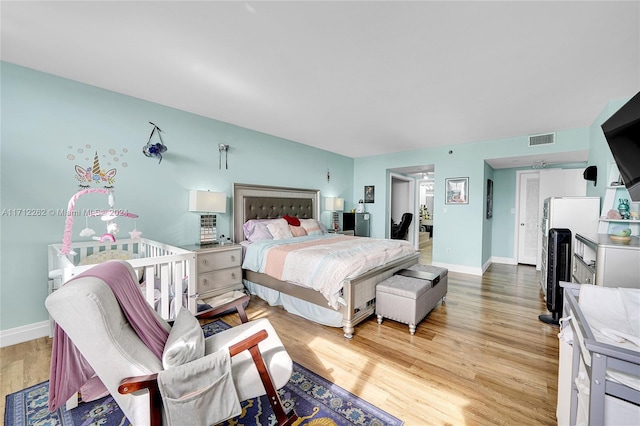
183 244 244 300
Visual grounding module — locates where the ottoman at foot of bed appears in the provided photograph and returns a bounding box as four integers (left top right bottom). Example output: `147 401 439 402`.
375 264 448 335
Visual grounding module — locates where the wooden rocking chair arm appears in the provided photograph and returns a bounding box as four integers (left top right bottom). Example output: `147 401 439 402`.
117 329 267 395
228 329 268 356
196 293 251 323
118 374 159 394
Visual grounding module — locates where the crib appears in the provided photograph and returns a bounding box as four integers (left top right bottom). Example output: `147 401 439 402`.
48 238 197 333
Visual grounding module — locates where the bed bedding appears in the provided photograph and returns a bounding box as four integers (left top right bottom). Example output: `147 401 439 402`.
242 233 416 309
233 183 420 338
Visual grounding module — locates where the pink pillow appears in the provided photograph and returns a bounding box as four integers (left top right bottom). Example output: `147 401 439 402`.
299 219 323 236
289 225 307 237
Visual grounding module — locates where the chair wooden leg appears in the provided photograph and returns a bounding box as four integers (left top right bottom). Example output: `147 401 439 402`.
247 345 299 425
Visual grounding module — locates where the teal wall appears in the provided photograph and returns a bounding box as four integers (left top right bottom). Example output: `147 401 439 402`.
0 62 353 331
354 128 591 272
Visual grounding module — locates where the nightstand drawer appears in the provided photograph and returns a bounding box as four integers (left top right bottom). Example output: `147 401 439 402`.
197 247 241 273
197 267 242 294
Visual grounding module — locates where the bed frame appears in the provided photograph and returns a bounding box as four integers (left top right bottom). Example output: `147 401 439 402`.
48 238 197 334
233 183 419 338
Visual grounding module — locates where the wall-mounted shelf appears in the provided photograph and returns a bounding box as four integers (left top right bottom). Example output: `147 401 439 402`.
597 164 639 235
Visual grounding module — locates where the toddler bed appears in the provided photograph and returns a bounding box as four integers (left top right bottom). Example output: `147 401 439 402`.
559 283 640 425
48 238 197 331
233 183 419 338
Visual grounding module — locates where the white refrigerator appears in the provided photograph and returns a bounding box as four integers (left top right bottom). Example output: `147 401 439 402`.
539 197 600 294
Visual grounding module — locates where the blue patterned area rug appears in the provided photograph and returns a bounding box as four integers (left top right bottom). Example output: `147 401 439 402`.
5 320 403 426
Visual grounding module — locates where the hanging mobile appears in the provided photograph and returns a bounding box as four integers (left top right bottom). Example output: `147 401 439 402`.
143 122 168 164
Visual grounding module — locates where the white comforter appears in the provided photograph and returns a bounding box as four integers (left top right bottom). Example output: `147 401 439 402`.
242 234 416 309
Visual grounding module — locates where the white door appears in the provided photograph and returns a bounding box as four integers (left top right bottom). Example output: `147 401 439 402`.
517 172 540 265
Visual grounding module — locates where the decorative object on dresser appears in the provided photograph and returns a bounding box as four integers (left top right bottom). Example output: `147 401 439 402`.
188 190 226 245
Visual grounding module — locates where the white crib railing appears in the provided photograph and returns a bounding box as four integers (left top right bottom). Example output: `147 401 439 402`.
48 239 196 334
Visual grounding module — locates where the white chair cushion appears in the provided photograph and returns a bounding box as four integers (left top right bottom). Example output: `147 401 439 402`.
204 318 292 401
162 308 205 369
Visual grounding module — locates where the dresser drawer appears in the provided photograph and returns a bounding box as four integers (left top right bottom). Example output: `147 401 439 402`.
197 267 242 295
197 247 241 273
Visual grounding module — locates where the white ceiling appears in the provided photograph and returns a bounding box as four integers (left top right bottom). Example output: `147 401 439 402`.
2 1 638 160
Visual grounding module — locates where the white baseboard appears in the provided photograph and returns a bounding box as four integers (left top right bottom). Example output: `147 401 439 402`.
431 261 483 276
491 256 517 265
482 258 492 274
0 321 50 348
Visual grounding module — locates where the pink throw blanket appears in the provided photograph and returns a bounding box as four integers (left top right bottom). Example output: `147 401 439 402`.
48 260 170 412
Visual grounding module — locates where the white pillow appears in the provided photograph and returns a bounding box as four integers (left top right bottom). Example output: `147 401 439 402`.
162 308 205 369
300 219 323 236
266 218 293 240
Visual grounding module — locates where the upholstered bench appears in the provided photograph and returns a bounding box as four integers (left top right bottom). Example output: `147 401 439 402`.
376 264 448 335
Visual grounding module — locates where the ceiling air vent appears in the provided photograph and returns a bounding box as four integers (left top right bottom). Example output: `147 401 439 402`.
528 132 555 147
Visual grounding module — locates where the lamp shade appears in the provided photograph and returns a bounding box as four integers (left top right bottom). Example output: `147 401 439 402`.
189 190 226 213
324 197 344 211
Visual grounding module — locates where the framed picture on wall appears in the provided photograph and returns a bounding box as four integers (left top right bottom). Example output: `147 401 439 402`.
486 179 493 219
445 177 468 204
364 185 375 203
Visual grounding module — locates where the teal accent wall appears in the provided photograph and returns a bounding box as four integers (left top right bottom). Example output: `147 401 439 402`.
0 62 353 331
491 167 517 259
354 128 591 271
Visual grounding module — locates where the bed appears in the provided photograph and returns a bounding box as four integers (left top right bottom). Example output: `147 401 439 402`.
233 183 420 338
559 283 640 425
48 238 197 334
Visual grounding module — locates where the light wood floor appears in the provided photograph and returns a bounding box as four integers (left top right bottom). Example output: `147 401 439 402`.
1 249 559 425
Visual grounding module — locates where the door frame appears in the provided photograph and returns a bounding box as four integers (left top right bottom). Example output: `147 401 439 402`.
388 172 417 248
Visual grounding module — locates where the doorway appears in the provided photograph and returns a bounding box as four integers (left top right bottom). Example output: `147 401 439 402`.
389 173 416 247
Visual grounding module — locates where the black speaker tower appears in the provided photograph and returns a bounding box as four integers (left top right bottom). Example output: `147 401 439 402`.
539 228 572 326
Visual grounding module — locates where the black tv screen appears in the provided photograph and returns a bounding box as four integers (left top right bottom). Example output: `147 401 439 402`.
601 91 640 202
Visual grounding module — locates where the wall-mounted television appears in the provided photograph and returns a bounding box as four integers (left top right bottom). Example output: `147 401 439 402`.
601 91 640 202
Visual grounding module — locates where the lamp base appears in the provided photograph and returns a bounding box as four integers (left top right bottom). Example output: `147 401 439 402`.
199 214 217 245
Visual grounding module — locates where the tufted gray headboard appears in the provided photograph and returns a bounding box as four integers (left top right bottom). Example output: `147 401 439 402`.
233 183 320 242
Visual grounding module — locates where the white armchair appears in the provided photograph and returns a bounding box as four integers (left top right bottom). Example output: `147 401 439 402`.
45 261 298 426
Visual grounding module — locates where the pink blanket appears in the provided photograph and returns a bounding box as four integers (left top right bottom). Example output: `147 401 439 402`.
48 260 170 412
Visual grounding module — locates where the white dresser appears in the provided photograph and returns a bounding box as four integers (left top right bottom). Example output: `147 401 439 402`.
573 233 640 288
183 244 244 300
